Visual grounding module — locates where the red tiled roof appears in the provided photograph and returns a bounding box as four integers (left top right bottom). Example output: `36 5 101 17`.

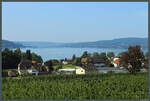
114 59 120 64
81 58 88 63
32 61 36 63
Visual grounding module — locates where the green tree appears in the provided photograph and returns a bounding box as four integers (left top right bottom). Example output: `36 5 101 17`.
81 51 88 58
65 58 67 61
100 52 107 59
118 52 123 58
145 52 148 59
105 58 113 67
14 48 21 57
72 54 76 61
44 60 53 72
93 52 99 58
107 52 115 58
26 50 32 60
120 45 145 74
32 52 43 63
2 48 21 69
73 57 82 66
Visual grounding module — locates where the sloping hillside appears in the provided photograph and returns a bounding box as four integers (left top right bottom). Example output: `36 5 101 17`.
2 40 24 48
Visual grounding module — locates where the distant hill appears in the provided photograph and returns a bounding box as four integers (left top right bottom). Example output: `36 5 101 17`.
2 40 25 48
61 37 148 49
14 41 64 48
14 37 148 49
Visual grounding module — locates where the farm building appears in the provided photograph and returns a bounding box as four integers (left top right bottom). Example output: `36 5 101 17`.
62 61 68 65
58 68 75 74
113 57 120 68
75 67 85 74
58 67 85 75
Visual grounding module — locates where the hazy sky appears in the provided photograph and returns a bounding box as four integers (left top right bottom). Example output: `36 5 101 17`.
2 2 148 42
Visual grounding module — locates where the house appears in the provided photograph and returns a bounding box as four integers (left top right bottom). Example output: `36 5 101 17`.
75 67 85 74
52 60 60 65
66 59 72 64
113 57 120 68
92 58 106 67
81 58 88 63
37 63 41 65
94 63 105 67
58 67 85 75
18 59 33 76
18 59 47 76
62 61 68 65
32 61 36 64
81 58 88 65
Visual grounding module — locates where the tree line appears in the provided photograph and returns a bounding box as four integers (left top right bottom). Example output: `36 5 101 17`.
2 45 148 75
2 48 43 69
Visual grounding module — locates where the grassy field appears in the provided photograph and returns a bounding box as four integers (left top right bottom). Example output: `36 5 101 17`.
53 64 76 70
2 72 148 100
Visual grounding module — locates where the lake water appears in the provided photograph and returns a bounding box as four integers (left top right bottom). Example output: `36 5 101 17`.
20 47 147 62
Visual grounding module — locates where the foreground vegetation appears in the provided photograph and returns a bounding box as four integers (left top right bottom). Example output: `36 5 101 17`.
2 72 148 100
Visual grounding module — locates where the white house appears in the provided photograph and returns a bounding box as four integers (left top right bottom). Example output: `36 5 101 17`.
113 57 120 68
94 63 105 67
58 67 85 75
75 66 85 75
62 61 68 65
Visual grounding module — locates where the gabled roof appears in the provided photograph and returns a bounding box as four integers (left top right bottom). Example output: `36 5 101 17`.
32 61 36 64
114 58 120 64
92 58 105 63
81 58 88 63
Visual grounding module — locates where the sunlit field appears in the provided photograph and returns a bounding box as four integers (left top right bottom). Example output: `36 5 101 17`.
2 72 148 100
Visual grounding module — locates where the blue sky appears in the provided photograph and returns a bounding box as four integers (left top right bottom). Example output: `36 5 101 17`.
2 2 148 42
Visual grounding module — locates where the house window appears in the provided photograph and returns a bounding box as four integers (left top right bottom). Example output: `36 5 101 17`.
81 70 83 72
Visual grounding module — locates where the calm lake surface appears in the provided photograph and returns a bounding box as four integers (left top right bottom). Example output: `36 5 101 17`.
20 47 147 62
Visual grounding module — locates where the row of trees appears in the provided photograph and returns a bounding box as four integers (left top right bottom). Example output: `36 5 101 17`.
2 48 43 69
2 46 148 74
71 51 115 67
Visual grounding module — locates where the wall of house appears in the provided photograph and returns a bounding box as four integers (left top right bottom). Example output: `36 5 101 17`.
76 68 85 74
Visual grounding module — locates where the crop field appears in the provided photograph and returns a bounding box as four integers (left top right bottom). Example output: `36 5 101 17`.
2 72 148 100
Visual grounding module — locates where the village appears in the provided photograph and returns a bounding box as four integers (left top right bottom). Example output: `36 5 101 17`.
5 47 148 77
